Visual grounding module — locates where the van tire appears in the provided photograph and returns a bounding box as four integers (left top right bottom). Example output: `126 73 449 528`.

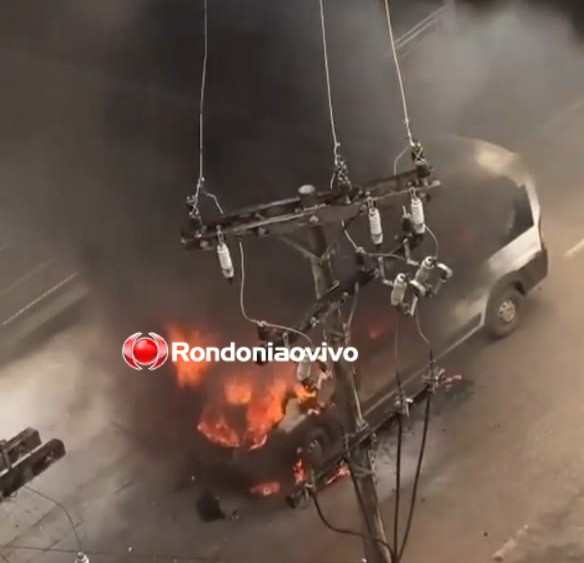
485 285 524 338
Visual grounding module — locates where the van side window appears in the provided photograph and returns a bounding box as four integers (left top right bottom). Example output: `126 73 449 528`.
501 185 534 245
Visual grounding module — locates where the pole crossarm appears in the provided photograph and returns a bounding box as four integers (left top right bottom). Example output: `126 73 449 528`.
181 167 439 250
0 429 66 501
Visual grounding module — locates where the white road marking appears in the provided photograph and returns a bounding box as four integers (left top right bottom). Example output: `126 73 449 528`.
565 238 584 259
0 260 50 296
1 272 78 327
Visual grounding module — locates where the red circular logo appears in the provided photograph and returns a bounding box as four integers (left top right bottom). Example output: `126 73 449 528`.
122 332 168 371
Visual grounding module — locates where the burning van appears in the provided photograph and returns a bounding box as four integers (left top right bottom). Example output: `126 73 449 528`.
168 136 548 500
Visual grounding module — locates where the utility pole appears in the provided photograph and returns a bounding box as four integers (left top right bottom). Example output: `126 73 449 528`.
182 158 445 563
302 184 392 563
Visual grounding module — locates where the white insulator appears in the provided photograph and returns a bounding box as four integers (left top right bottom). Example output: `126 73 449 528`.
391 273 407 306
368 206 383 246
217 242 234 280
410 194 426 234
296 355 312 382
414 256 435 286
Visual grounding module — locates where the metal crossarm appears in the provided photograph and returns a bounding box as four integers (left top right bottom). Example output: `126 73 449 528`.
0 429 66 501
0 428 41 472
181 168 439 250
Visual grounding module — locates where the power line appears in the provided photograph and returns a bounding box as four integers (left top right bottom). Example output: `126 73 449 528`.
318 0 340 152
237 242 314 346
397 393 432 562
383 0 414 146
311 491 396 561
189 0 222 218
395 311 436 561
392 314 404 553
23 485 83 554
427 225 439 258
191 0 209 217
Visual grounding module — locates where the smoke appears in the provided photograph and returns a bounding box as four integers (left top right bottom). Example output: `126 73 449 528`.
1 0 583 490
407 3 584 148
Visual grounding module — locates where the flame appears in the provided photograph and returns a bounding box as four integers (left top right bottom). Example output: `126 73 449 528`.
166 324 336 453
224 378 253 405
197 406 240 449
293 382 317 404
250 481 281 497
324 463 350 486
165 324 215 389
167 322 298 450
293 454 308 485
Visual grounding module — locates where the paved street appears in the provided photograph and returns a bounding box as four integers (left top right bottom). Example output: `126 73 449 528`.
2 2 584 563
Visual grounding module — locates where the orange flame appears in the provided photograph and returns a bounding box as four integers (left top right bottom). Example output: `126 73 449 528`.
250 481 281 497
197 405 241 449
167 324 336 452
224 377 253 405
324 463 350 486
165 325 215 389
293 455 308 485
167 323 299 450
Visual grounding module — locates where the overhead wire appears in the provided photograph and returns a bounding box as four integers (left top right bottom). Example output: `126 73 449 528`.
392 314 404 553
191 0 215 217
317 0 361 255
238 242 314 346
318 0 340 153
426 225 439 258
394 310 435 562
393 145 409 175
311 491 396 562
383 0 414 146
23 485 83 554
397 390 432 562
189 1 311 347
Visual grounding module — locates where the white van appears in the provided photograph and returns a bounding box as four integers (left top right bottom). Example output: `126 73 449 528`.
278 136 548 497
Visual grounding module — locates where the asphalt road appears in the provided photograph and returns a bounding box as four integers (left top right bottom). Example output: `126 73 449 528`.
2 3 584 563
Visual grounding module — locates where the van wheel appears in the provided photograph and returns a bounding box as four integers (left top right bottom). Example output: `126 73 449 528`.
485 285 524 338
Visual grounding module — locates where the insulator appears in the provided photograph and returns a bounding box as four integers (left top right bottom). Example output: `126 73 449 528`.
390 273 407 306
75 553 90 563
410 194 426 235
296 355 312 382
217 242 234 280
368 206 383 246
414 256 435 286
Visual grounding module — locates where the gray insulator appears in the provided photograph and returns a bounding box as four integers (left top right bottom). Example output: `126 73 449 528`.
368 207 383 246
391 273 407 306
217 242 234 279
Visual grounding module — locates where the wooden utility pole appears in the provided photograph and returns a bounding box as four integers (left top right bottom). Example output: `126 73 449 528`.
303 184 392 563
181 161 439 563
